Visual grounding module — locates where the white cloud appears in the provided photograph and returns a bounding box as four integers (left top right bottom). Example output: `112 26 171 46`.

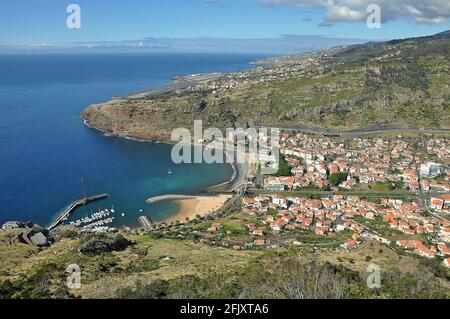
326 3 365 22
260 0 450 25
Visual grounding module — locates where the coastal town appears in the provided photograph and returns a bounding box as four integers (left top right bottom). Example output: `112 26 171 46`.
3 37 450 277
236 132 450 268
96 131 447 271
2 0 450 303
135 46 346 104
2 132 449 271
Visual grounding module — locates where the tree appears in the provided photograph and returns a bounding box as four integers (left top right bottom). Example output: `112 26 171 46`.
328 173 348 186
273 156 291 177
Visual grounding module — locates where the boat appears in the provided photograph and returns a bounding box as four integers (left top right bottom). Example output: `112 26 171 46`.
168 169 173 175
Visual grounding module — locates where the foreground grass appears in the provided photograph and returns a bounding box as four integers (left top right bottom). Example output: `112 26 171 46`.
1 227 448 299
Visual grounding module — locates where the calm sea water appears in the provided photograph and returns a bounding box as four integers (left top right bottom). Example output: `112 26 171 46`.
0 52 264 227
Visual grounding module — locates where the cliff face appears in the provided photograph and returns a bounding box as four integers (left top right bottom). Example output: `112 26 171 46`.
82 31 450 141
83 103 172 141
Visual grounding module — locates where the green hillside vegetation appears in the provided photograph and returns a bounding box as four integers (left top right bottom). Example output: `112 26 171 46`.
0 229 448 299
82 32 450 141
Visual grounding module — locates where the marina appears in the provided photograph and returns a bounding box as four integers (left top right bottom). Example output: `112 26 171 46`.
70 208 116 231
47 193 109 230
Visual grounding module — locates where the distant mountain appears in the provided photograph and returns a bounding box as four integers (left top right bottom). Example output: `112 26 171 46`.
0 35 367 55
82 31 450 141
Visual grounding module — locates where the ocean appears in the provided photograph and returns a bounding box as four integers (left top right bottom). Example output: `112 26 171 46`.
0 52 265 227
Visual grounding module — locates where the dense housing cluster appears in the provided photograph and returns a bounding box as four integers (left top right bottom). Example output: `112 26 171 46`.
249 132 449 267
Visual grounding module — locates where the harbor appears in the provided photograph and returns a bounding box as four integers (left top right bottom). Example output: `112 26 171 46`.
48 193 109 230
70 207 116 231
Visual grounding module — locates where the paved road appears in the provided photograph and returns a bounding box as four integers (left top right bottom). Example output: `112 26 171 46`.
117 79 197 99
417 172 445 221
86 106 450 138
250 189 418 199
260 124 450 137
270 235 345 248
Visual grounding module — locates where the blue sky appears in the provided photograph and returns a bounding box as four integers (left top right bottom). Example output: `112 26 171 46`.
0 0 449 44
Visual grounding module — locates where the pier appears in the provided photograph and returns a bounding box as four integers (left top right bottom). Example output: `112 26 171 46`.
48 194 109 230
138 215 154 229
146 194 195 204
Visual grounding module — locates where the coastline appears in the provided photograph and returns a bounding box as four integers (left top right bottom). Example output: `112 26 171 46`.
81 118 249 226
78 60 261 227
159 150 257 225
142 146 253 224
81 115 249 193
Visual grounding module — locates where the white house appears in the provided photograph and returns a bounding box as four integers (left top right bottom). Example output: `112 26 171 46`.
444 258 450 268
2 221 23 230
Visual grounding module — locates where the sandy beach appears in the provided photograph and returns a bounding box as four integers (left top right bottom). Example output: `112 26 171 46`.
164 194 232 223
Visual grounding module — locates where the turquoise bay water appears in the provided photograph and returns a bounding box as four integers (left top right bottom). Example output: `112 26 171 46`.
0 53 264 227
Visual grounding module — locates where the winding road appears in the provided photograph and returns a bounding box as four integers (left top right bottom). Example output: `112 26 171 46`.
260 124 450 137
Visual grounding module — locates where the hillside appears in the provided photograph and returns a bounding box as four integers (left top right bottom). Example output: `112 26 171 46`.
82 31 450 141
1 229 448 299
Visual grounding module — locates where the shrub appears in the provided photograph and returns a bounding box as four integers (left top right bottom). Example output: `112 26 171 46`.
60 229 78 239
79 233 132 255
328 173 348 186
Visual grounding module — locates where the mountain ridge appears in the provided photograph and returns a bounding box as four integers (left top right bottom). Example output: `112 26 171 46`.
82 31 450 142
